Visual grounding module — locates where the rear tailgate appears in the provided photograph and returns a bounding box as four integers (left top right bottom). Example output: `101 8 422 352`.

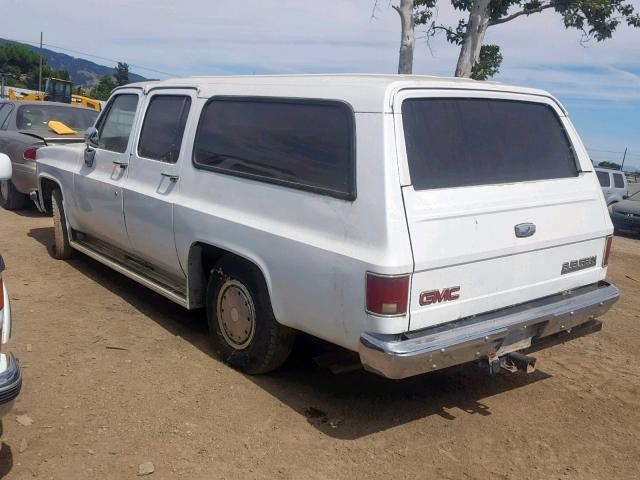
394 89 612 331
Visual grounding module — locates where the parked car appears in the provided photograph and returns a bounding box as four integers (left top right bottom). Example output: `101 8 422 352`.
611 190 640 234
595 167 629 206
0 100 98 210
0 153 23 415
35 75 619 379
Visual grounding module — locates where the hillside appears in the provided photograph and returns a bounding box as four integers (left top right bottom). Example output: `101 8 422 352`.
0 39 147 87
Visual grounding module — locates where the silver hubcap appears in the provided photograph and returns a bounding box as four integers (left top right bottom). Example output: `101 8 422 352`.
216 280 256 350
0 180 8 201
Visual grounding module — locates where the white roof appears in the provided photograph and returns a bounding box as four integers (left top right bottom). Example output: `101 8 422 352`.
120 74 556 113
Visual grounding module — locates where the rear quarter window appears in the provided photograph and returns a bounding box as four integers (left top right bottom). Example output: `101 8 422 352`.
193 97 356 199
613 173 625 189
402 98 579 190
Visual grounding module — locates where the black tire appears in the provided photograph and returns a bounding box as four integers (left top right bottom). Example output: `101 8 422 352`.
206 257 295 374
51 189 73 260
0 179 27 210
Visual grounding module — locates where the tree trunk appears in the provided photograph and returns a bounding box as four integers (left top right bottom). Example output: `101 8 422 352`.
455 0 491 77
395 0 415 74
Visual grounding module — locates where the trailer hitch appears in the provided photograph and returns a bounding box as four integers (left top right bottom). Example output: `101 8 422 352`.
486 352 537 374
501 352 537 374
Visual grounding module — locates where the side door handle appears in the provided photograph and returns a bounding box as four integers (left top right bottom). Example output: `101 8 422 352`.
161 172 179 183
113 160 129 169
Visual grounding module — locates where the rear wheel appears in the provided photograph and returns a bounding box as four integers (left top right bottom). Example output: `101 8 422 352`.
51 189 73 260
0 179 27 210
206 258 295 374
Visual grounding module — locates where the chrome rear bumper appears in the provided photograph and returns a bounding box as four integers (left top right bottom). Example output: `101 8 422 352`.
359 282 619 379
0 353 21 417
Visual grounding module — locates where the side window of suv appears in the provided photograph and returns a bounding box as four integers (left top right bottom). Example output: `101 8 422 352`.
613 173 625 189
596 171 611 187
138 95 191 163
96 94 139 153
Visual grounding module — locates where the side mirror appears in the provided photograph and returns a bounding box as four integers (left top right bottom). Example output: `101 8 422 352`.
84 127 99 148
0 153 12 181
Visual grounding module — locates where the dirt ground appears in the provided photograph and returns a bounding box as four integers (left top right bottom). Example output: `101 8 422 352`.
0 206 639 480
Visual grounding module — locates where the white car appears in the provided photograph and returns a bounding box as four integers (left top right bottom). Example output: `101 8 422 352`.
595 167 629 205
35 75 618 379
0 153 22 413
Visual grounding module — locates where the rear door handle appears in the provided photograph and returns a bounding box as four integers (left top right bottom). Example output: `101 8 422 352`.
161 172 179 182
113 160 128 169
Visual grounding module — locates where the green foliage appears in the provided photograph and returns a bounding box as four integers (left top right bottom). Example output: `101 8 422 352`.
0 42 70 90
416 0 640 79
115 62 129 86
413 0 438 24
471 44 503 79
90 75 117 101
598 161 622 170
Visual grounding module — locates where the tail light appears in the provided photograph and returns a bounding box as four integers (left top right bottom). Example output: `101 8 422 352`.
23 147 38 161
366 273 410 316
602 235 613 267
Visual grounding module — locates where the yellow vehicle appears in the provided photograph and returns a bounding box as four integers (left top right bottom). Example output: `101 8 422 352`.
7 88 43 101
6 78 101 112
70 94 102 111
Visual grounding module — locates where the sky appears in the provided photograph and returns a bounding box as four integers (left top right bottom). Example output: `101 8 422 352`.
4 0 639 170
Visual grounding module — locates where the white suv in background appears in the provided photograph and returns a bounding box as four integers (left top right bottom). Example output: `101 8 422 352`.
596 167 629 205
36 75 618 379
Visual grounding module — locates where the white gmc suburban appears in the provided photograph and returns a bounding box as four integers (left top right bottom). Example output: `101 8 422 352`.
35 75 619 379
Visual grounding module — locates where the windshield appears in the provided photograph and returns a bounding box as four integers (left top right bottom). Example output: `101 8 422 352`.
402 98 579 190
16 105 98 132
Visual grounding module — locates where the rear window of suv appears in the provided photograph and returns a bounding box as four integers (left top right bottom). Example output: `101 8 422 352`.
402 98 578 190
193 98 355 199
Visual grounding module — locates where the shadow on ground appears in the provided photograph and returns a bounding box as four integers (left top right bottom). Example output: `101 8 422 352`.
28 226 552 440
0 422 13 478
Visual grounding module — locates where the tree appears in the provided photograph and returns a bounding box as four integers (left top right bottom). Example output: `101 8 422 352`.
376 1 435 73
394 0 415 74
90 75 117 101
115 62 129 86
598 161 622 170
386 1 640 79
0 43 41 88
0 42 70 90
419 1 640 78
470 44 503 80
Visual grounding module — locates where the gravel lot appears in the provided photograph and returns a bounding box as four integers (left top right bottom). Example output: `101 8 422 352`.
0 206 639 479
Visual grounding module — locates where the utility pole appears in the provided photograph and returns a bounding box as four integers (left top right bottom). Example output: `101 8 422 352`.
621 147 628 172
38 32 43 93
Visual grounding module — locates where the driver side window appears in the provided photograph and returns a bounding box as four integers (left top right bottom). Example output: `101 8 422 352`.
96 94 139 153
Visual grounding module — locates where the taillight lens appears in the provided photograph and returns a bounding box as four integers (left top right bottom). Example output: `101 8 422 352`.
23 147 38 161
602 235 613 267
366 273 410 316
0 276 4 311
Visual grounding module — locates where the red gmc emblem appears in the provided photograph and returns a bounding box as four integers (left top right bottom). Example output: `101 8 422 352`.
419 287 461 306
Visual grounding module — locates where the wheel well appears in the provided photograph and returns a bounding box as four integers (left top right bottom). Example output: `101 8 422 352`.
39 177 59 213
187 243 268 309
